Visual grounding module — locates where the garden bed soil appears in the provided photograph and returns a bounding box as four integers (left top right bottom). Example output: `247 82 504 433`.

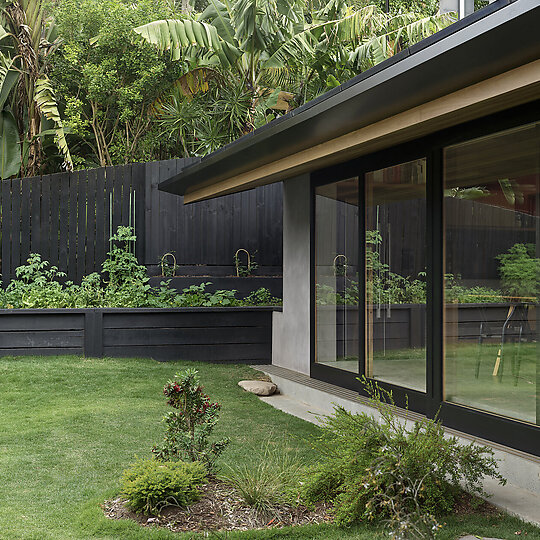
103 484 501 534
102 480 331 533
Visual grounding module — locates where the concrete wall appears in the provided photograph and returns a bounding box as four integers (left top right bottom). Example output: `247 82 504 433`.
272 174 311 374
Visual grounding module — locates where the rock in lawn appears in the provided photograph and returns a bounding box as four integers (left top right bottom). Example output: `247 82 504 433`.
238 380 277 396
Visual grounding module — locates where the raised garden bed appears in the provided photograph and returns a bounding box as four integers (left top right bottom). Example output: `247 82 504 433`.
0 307 279 362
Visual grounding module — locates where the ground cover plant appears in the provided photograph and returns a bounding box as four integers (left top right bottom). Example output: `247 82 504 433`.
0 226 281 309
1 356 539 539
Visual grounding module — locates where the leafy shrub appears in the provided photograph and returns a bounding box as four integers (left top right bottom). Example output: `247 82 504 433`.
222 441 304 517
102 226 147 287
497 243 539 301
174 282 240 307
152 369 230 471
444 273 502 304
120 458 206 515
303 379 505 536
0 228 282 309
242 287 282 306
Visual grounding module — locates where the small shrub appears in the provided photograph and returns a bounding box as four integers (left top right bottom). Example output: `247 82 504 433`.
242 287 282 306
120 458 206 515
102 226 147 287
152 369 230 471
303 378 505 538
497 243 539 301
222 441 304 517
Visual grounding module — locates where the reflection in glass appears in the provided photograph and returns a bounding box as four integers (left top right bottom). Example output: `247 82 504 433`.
315 178 360 373
444 123 539 425
365 159 427 392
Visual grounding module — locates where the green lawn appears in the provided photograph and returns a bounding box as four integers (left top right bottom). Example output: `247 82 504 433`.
0 356 539 540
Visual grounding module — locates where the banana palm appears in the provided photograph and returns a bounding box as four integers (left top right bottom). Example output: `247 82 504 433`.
135 0 453 100
0 0 72 178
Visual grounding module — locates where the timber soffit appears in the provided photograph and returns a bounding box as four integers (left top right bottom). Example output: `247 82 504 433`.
159 0 540 201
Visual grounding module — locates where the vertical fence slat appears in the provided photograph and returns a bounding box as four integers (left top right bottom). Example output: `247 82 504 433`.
120 164 131 227
112 166 122 234
30 176 41 257
1 180 10 284
159 160 176 262
48 173 61 269
95 167 106 269
10 178 21 271
40 175 51 263
86 168 97 275
146 161 160 265
104 166 114 256
132 163 146 263
77 169 88 283
68 171 78 280
58 172 70 275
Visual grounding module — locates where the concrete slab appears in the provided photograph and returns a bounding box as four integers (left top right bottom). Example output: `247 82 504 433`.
254 365 540 528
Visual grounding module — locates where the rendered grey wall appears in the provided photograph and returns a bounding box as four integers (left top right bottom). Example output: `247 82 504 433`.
272 174 311 375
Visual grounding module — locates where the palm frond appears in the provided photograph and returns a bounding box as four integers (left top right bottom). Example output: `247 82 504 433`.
34 76 73 170
134 19 241 66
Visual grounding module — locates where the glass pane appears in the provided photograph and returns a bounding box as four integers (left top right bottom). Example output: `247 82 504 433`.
315 178 360 373
365 159 427 392
444 122 539 425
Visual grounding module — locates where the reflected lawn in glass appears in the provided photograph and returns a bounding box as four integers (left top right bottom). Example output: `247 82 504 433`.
372 348 426 392
445 341 537 424
321 342 537 424
319 349 426 391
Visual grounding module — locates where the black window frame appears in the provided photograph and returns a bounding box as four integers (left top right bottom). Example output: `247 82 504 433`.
309 100 540 456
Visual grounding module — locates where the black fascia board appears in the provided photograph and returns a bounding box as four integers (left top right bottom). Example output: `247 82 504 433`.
159 0 540 197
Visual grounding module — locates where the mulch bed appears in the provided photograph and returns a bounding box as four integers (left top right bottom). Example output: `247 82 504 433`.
451 492 503 517
102 480 332 533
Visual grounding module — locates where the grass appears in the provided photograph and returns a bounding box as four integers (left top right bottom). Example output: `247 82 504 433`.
0 355 539 539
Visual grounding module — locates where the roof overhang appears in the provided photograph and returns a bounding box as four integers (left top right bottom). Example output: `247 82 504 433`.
159 0 540 204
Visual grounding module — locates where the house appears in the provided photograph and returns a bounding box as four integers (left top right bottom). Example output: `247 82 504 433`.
160 0 540 498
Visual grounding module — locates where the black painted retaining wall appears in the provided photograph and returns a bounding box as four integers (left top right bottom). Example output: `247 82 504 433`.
0 307 278 362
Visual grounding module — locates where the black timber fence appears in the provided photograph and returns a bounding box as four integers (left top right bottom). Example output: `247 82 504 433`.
0 158 283 285
0 307 277 362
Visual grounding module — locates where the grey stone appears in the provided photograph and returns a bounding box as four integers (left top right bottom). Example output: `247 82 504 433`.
238 380 277 396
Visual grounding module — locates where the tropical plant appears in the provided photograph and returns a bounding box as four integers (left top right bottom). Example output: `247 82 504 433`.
0 0 72 178
135 0 454 115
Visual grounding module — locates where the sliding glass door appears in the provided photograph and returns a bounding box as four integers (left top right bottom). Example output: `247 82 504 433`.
365 159 427 392
314 178 360 374
444 122 539 425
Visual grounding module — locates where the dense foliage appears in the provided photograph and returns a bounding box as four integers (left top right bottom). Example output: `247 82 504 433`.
2 0 501 175
303 379 506 537
11 0 459 171
120 458 207 515
0 226 281 309
48 0 185 168
152 369 230 471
